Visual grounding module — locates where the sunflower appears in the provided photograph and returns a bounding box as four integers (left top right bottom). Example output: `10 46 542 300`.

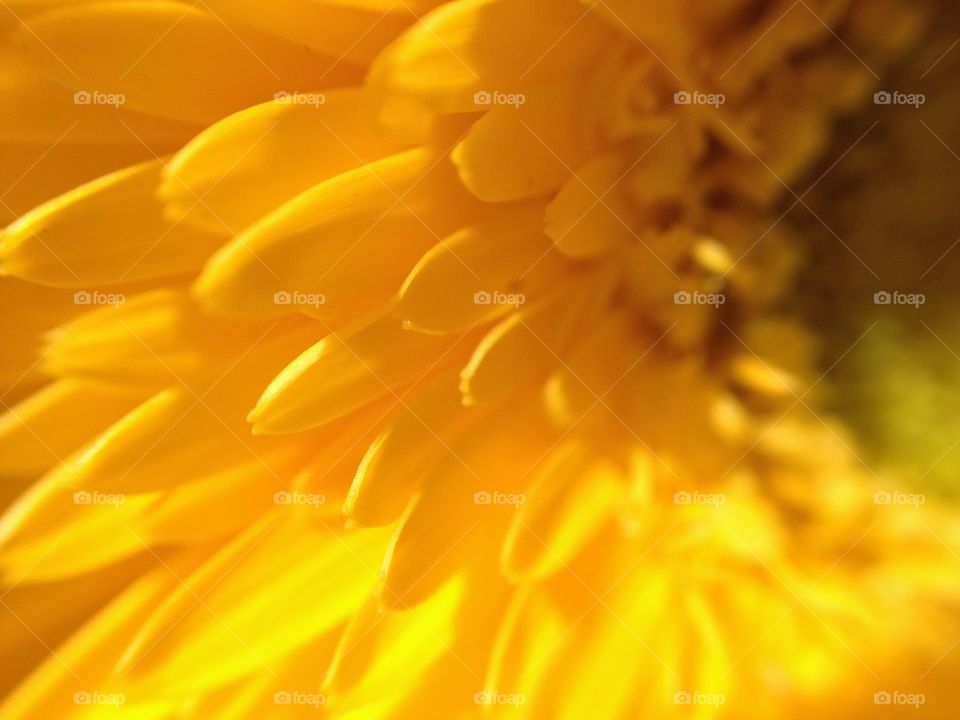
1 0 959 717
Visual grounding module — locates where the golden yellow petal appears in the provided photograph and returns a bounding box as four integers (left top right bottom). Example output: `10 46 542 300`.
1 159 224 286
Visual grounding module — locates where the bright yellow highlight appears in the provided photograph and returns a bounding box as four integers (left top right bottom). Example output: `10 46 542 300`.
1 0 959 718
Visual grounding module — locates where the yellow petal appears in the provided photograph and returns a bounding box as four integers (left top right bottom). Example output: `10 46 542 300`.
545 151 636 257
0 158 225 286
346 370 484 527
120 515 390 695
452 83 595 201
0 561 198 720
325 574 479 719
396 204 568 333
13 1 363 125
542 311 640 430
0 140 153 225
378 403 554 607
547 565 676 719
40 289 290 388
0 556 147 703
0 278 94 396
0 379 143 476
193 149 485 321
369 0 610 113
501 443 620 582
67 326 321 493
201 0 437 64
249 307 462 434
0 42 200 146
185 633 342 720
483 586 569 719
141 447 305 545
0 465 156 582
161 88 402 235
325 573 463 699
461 276 607 405
291 399 395 508
591 0 695 57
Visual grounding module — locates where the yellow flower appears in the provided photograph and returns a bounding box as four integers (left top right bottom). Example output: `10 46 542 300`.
1 0 959 717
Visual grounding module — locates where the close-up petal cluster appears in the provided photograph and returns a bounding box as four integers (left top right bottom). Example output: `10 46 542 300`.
1 1 959 718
